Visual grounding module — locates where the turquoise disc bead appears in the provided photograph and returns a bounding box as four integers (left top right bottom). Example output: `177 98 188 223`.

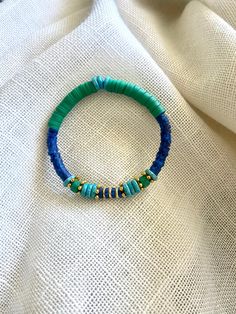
123 183 132 197
131 179 141 193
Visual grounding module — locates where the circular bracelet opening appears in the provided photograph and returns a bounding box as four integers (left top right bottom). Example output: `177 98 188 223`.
47 76 171 200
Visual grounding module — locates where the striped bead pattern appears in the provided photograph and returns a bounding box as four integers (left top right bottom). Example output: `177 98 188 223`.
47 76 171 199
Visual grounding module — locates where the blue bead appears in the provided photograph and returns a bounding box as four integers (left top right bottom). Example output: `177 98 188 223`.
105 188 109 199
63 176 75 187
111 188 116 198
118 188 123 198
150 113 171 176
98 187 103 198
131 179 141 193
123 183 131 197
47 128 72 181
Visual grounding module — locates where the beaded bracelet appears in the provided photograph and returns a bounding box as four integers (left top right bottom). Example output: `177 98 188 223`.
47 76 171 200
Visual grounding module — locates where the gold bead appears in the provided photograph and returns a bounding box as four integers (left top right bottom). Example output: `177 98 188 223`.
97 184 101 189
81 180 86 185
150 180 154 183
122 193 126 198
119 182 123 186
96 189 99 194
108 187 112 198
139 183 143 188
67 183 71 188
71 178 75 183
75 176 80 181
147 175 151 180
134 177 139 182
141 171 146 176
78 186 82 191
141 188 144 191
95 195 99 200
120 186 124 192
116 188 119 198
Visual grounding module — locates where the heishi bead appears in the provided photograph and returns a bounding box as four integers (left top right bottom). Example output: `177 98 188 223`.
70 180 81 193
91 184 97 198
63 176 75 187
98 187 103 199
118 188 123 198
85 184 93 198
127 180 135 195
145 169 157 181
111 187 116 198
105 188 109 199
131 179 141 193
123 183 131 197
139 175 150 188
81 183 89 197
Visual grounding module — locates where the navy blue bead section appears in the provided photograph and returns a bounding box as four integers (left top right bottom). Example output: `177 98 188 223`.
150 113 171 176
105 188 109 199
111 188 116 198
47 128 72 181
98 187 103 199
118 188 123 198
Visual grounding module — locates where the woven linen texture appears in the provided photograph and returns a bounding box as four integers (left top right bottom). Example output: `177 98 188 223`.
0 0 236 313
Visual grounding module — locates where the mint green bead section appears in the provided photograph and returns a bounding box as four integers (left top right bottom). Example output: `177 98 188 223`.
49 76 165 131
70 180 81 193
48 81 97 130
103 77 165 118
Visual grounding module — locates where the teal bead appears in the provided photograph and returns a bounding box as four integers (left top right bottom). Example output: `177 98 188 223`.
92 76 100 90
91 184 97 198
127 180 135 195
146 169 157 181
63 176 75 187
85 184 93 198
150 104 166 117
123 183 132 197
70 180 81 193
81 183 89 197
131 179 141 193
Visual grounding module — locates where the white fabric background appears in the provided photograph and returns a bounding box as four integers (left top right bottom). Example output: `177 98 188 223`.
0 0 236 313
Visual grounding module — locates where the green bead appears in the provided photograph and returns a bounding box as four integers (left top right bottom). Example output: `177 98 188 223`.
139 175 150 188
115 80 127 94
70 180 81 193
151 104 166 117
